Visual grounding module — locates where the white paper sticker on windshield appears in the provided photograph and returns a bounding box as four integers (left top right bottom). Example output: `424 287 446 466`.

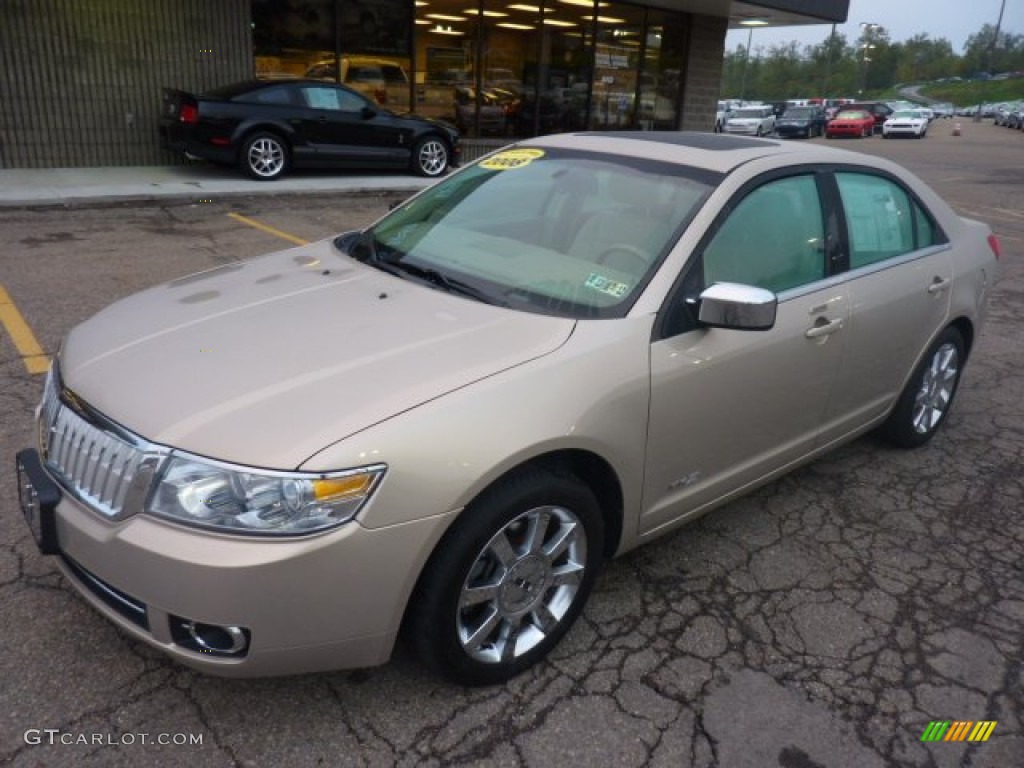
479 148 545 170
585 273 629 298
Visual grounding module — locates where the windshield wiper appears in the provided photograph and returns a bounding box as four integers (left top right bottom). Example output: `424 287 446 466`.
383 261 503 306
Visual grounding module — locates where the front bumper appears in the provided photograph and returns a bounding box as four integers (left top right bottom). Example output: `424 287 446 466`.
883 126 923 136
775 124 812 137
18 446 454 677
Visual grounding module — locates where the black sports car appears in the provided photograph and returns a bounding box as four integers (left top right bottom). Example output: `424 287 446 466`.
160 79 460 181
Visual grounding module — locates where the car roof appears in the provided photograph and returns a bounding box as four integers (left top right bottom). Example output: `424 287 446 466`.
521 131 886 175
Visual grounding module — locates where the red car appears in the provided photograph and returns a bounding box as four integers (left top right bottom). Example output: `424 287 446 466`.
825 109 875 139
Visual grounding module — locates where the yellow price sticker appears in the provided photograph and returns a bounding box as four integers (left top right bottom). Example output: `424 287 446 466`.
479 148 546 170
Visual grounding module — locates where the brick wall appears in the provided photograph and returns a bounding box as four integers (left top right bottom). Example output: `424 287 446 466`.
0 0 251 168
680 14 727 133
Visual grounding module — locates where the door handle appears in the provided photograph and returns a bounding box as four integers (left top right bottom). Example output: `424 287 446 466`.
805 317 844 338
927 277 952 294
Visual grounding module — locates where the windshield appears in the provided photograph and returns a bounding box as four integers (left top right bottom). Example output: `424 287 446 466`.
893 110 922 119
733 108 766 118
782 108 813 118
357 147 716 319
836 110 869 120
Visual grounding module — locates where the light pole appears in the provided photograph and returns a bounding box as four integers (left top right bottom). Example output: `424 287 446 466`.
737 19 768 101
739 26 754 101
821 22 837 97
859 22 881 96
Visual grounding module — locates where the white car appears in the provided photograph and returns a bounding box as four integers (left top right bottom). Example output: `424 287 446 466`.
882 109 929 139
723 106 775 136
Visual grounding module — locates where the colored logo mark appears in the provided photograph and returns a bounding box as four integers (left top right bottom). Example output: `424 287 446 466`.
921 721 997 742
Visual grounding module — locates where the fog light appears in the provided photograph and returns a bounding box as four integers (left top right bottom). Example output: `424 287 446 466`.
170 616 250 657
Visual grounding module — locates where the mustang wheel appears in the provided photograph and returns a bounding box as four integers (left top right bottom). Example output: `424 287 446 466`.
412 137 449 177
406 467 604 685
881 326 965 448
240 132 288 181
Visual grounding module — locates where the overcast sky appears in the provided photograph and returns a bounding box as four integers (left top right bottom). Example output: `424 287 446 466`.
725 0 1024 55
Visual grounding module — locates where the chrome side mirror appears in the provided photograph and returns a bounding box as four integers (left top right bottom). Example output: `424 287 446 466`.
698 282 777 331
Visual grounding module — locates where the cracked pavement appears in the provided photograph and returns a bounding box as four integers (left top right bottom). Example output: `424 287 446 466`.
1 124 1022 766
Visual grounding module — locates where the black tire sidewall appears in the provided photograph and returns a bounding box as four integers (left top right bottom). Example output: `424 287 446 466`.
406 468 604 685
881 326 965 448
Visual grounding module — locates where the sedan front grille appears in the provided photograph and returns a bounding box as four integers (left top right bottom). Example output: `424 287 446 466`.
40 369 157 520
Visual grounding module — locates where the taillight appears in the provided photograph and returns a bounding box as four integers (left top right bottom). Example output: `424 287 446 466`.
987 234 1002 261
179 104 199 124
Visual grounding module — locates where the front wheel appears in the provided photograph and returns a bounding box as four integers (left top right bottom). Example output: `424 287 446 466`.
411 136 449 177
405 468 604 685
880 326 965 448
240 132 288 180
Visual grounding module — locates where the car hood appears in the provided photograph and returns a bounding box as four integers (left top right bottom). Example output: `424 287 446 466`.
60 241 575 469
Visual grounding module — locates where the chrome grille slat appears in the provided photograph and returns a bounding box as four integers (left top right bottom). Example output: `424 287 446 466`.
39 373 153 520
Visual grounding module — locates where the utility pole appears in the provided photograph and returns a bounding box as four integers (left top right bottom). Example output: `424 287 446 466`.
985 0 1007 74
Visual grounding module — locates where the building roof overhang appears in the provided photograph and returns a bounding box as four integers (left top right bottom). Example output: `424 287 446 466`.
642 0 849 31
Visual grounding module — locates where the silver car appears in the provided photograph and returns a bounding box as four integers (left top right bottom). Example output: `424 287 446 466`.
16 133 1001 685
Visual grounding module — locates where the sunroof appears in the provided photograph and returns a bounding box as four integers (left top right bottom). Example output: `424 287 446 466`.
587 131 780 151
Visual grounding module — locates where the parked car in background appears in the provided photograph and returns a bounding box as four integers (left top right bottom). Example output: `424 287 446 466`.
723 105 776 136
17 133 1000 685
844 101 894 133
775 106 828 138
453 86 508 135
882 109 929 139
160 79 459 180
826 109 876 138
305 56 410 108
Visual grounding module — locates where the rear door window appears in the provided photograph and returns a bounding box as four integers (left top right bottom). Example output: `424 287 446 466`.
835 173 943 269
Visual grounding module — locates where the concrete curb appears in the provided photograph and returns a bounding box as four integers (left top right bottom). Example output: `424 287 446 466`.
0 166 434 208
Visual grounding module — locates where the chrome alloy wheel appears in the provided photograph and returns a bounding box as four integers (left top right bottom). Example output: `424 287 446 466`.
416 139 448 177
457 505 586 664
911 341 959 434
247 137 285 178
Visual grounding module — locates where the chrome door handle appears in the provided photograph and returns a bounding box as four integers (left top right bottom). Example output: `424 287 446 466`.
805 318 844 338
927 277 952 294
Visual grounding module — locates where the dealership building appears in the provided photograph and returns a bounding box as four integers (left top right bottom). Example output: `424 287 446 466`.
0 0 847 169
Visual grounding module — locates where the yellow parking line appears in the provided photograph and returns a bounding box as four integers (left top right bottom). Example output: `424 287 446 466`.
0 283 49 374
227 212 309 246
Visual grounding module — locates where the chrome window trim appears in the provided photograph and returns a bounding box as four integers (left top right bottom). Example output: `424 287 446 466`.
842 243 953 282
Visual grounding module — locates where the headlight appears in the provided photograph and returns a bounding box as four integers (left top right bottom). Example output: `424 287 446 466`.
146 454 386 535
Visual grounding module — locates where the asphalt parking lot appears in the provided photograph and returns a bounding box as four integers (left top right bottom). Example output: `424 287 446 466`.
1 121 1022 767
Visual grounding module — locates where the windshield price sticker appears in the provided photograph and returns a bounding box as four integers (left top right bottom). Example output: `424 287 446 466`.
479 149 545 171
584 273 630 298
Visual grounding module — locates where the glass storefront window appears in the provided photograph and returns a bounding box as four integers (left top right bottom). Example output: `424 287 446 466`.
253 0 685 139
253 0 413 111
589 3 642 130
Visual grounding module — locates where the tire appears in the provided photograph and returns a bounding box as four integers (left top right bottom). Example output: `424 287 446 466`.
405 467 604 685
411 136 449 177
240 132 288 181
880 326 965 448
